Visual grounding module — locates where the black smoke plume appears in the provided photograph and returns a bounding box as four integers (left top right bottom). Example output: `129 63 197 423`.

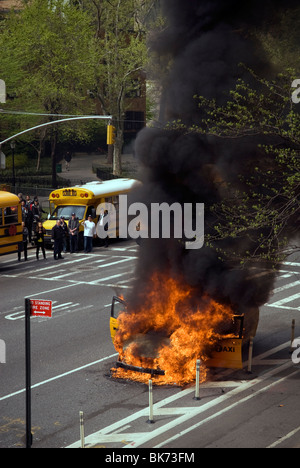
127 0 299 339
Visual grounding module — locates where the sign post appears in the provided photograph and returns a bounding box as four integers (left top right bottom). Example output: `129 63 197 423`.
25 299 32 449
25 298 52 448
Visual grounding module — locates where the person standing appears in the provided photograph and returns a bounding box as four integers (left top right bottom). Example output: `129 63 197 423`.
25 195 33 209
18 222 28 262
60 216 68 253
52 219 65 260
64 151 72 171
32 197 46 221
81 214 96 253
68 212 79 253
25 197 34 244
35 222 47 260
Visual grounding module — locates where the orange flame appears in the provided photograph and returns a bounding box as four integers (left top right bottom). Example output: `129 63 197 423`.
113 273 235 386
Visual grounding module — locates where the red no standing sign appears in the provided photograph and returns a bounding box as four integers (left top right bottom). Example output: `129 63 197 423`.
30 300 52 318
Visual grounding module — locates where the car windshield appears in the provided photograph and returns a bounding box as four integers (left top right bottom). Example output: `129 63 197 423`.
50 205 86 221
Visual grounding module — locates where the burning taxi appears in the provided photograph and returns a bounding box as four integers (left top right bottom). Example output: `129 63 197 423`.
109 275 257 385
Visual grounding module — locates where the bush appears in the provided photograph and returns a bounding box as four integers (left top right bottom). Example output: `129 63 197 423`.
4 153 28 170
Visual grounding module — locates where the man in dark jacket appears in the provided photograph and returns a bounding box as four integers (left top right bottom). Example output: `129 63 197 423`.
52 219 65 260
68 213 79 253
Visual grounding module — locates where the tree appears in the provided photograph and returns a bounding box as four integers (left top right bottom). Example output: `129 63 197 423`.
81 0 158 175
0 0 99 186
189 68 300 265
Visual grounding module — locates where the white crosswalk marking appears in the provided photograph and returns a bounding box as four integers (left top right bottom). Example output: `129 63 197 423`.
265 269 300 310
272 280 300 294
268 293 300 310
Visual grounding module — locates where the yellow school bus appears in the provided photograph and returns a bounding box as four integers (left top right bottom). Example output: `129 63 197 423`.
43 179 139 249
0 191 22 256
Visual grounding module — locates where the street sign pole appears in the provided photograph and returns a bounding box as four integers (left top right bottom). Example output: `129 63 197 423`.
24 298 52 448
25 298 32 449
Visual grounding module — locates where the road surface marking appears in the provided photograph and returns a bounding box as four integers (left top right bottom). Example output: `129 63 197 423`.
66 361 298 448
67 339 300 448
153 366 300 449
272 280 300 294
0 353 118 402
26 282 79 297
267 425 300 448
268 292 300 309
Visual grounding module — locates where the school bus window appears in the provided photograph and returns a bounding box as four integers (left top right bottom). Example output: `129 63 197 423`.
50 205 86 221
4 206 18 225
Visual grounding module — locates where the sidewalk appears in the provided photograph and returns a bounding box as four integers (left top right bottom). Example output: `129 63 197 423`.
33 152 137 210
58 153 105 184
58 152 138 185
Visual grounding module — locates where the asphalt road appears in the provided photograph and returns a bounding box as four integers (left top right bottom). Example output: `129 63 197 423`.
0 242 299 450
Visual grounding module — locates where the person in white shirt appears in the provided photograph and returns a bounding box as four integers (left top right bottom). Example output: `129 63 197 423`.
81 214 96 253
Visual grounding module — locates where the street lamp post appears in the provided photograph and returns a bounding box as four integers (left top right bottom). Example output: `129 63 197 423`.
10 140 16 190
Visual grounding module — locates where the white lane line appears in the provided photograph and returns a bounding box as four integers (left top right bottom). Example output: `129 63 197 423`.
272 280 300 294
283 262 300 267
267 425 300 448
268 292 300 308
0 353 118 402
89 273 129 284
26 282 79 297
97 258 135 268
96 284 133 289
54 271 80 280
153 365 300 449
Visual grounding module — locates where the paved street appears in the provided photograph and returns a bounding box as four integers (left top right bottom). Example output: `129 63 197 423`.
1 0 299 454
0 242 299 449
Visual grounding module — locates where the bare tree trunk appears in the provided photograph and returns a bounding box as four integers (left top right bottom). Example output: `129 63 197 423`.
107 144 113 165
113 143 122 176
113 125 123 176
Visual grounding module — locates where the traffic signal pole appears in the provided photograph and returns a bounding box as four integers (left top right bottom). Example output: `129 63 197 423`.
0 115 112 148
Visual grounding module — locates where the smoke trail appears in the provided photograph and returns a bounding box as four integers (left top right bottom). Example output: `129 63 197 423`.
127 0 299 339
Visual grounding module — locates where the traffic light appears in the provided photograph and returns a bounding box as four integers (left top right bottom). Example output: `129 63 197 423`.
107 124 116 145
